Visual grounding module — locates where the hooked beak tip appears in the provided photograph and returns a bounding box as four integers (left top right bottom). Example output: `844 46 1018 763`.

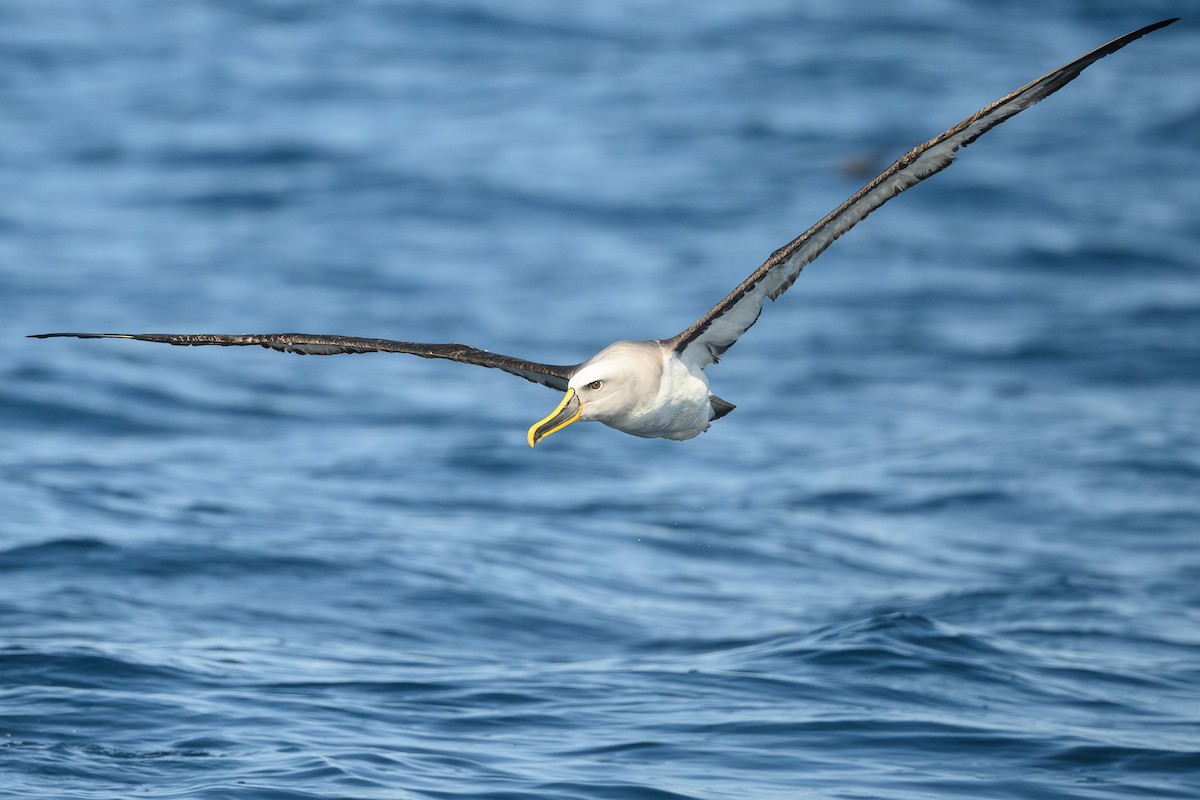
527 388 581 447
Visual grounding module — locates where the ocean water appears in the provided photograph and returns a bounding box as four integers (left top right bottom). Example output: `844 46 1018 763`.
2 2 1199 798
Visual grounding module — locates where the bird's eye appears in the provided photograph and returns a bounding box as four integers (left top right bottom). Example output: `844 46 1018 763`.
586 380 603 391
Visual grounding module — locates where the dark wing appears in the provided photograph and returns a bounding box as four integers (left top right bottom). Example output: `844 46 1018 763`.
670 19 1177 370
29 332 578 390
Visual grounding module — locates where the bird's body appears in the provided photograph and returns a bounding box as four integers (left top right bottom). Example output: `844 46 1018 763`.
548 340 721 443
31 20 1177 446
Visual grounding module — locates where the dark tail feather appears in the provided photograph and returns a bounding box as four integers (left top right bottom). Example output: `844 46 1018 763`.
709 395 736 421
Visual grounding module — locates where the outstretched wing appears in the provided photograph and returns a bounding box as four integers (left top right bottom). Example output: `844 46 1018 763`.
29 332 578 390
669 19 1177 370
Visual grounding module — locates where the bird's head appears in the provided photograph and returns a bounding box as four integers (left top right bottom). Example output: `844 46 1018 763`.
527 341 662 446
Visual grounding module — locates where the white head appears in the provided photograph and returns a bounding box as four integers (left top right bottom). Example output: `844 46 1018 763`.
527 341 664 446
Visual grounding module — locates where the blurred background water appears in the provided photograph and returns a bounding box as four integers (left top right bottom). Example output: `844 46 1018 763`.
2 2 1199 798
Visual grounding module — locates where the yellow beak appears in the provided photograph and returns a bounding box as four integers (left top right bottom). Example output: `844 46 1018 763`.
528 388 582 447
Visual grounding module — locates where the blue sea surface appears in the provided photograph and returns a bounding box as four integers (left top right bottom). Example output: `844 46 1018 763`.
3 2 1199 798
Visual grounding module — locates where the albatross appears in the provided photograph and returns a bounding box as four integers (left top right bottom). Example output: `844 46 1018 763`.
32 20 1177 447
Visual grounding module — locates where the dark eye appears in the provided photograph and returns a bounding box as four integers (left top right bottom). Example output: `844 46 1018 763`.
586 380 603 391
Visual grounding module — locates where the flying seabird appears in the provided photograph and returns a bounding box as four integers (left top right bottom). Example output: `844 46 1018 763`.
31 20 1177 447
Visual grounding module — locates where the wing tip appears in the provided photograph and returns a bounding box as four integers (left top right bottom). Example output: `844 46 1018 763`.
1102 19 1179 49
28 332 131 340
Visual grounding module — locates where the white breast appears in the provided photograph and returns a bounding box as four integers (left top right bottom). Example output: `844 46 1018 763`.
622 350 712 440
